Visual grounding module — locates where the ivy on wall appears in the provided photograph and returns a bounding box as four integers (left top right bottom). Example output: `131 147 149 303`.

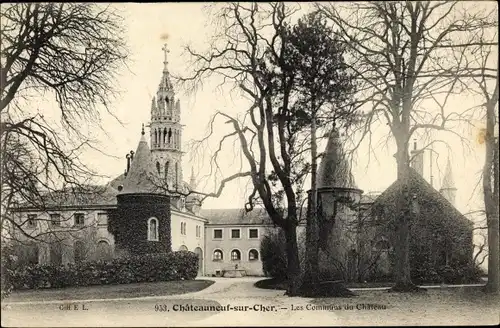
108 194 172 255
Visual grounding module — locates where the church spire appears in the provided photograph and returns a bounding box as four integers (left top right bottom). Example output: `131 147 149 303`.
149 44 184 192
190 166 197 190
440 156 457 206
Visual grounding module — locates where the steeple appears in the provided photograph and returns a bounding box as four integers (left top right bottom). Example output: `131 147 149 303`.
189 166 197 190
149 43 184 191
440 156 457 206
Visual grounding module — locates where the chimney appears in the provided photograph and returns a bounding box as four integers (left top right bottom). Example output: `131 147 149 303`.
126 153 131 173
410 139 424 177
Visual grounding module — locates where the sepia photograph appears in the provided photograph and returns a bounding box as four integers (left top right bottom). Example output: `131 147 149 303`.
1 2 499 327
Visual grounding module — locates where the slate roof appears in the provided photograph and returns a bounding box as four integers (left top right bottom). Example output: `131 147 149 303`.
14 184 119 210
119 133 163 195
200 207 308 226
440 157 456 190
317 129 357 189
371 167 472 226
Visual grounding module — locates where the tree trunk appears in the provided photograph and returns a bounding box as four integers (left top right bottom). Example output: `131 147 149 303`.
391 139 419 292
303 113 320 294
483 100 499 295
284 220 301 296
485 208 499 294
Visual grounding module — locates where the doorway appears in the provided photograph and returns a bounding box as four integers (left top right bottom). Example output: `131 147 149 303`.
194 247 203 276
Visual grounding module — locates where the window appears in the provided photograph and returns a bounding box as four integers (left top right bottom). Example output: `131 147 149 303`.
248 249 259 261
148 217 159 241
50 214 61 226
97 213 108 226
213 229 223 239
74 213 85 226
179 245 188 251
180 222 187 235
231 229 241 239
24 243 39 265
27 214 36 228
195 225 201 238
213 249 223 261
231 249 241 261
50 243 62 266
74 241 85 263
249 228 259 239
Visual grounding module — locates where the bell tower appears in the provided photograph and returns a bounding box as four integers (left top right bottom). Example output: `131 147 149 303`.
149 43 183 190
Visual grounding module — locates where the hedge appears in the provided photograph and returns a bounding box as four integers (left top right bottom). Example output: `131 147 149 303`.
9 251 198 290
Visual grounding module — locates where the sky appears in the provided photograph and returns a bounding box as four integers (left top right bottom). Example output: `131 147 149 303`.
58 3 496 223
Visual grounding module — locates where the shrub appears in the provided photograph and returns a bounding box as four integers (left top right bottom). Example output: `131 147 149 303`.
1 243 17 300
260 229 306 280
10 251 198 291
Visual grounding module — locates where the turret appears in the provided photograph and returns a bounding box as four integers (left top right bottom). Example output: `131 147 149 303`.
440 156 457 206
110 127 172 256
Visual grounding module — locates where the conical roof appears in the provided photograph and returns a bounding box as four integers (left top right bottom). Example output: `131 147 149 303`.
440 156 456 191
317 129 357 189
120 130 163 195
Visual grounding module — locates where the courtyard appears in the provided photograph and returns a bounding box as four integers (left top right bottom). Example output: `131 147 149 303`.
2 277 499 326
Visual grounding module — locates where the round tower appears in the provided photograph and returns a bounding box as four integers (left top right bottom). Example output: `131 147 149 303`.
109 127 172 256
149 43 183 190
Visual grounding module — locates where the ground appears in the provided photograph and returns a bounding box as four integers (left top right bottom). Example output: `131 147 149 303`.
2 277 499 326
5 280 214 302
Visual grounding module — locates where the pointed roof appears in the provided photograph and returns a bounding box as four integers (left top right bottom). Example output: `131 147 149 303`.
317 129 357 189
440 157 456 191
189 166 197 190
371 167 471 227
120 128 163 195
158 43 174 92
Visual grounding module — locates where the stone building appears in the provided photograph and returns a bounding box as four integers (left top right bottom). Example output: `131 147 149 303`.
8 45 288 278
315 132 474 282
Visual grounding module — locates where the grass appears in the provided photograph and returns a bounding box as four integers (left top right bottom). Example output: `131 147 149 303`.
254 278 482 290
5 279 215 303
254 278 288 290
255 278 396 290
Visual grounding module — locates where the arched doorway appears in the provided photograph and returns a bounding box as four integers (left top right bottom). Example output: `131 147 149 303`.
96 240 112 261
179 245 188 251
194 247 203 276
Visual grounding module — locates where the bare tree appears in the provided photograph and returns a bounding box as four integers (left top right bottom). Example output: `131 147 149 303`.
465 35 499 293
179 2 360 295
0 4 128 244
317 1 498 292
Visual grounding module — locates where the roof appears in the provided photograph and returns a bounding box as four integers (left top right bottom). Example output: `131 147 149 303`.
200 207 308 225
14 184 119 210
440 156 456 190
360 192 381 204
200 208 272 225
119 133 163 195
317 129 356 189
371 167 472 226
